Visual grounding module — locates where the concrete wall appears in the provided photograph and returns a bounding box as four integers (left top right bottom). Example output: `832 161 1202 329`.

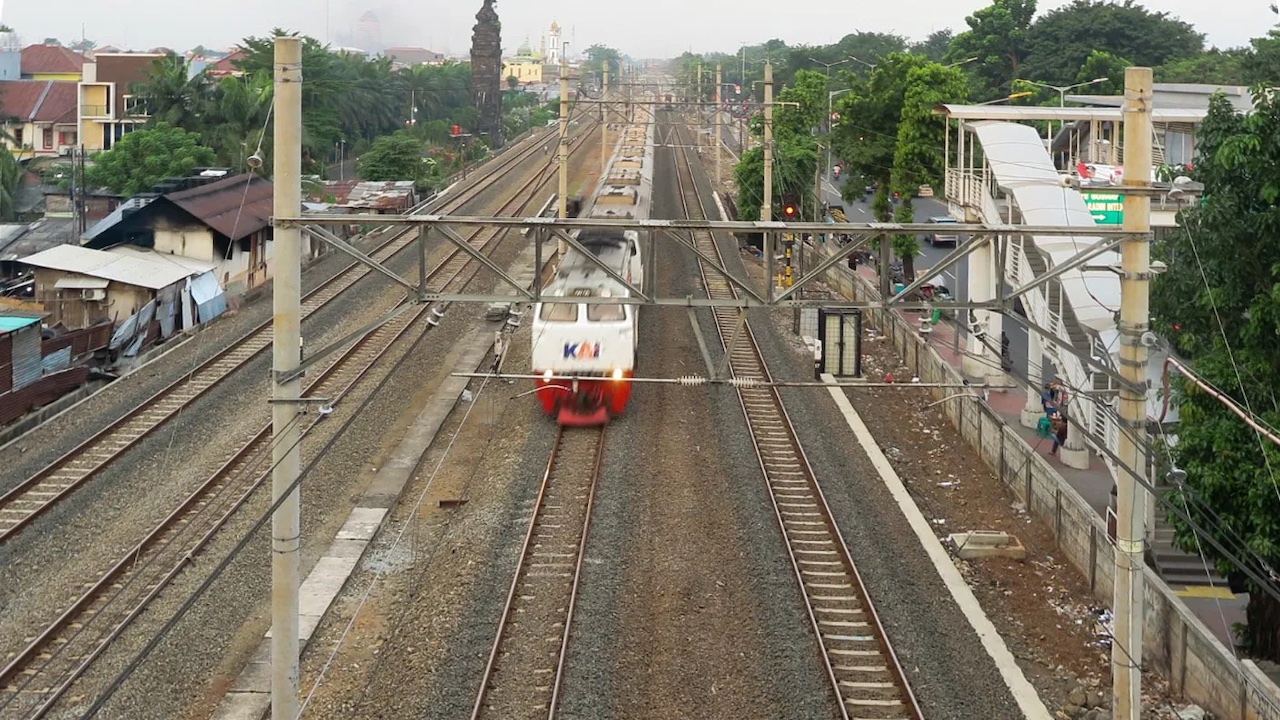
154 218 216 263
813 242 1280 720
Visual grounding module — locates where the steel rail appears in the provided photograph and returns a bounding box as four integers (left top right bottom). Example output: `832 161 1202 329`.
0 120 596 546
672 131 924 720
0 120 603 718
470 426 606 720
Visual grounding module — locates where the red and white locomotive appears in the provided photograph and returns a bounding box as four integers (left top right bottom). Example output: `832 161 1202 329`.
531 229 644 425
531 115 652 425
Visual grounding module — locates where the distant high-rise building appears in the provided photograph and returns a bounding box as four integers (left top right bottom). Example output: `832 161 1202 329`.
545 21 561 66
353 11 382 52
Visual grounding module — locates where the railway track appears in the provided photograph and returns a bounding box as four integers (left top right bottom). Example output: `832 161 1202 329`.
0 120 595 547
673 132 923 720
0 122 602 718
470 427 605 720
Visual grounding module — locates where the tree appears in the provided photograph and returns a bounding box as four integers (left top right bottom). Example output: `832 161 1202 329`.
0 147 24 221
41 37 60 46
891 62 970 194
1073 50 1129 96
945 0 1037 97
732 141 817 226
1020 0 1204 86
583 44 622 78
85 123 216 196
1153 92 1280 660
910 30 954 63
506 74 519 90
358 131 427 184
1245 29 1280 85
1157 49 1249 85
133 53 211 128
68 38 96 53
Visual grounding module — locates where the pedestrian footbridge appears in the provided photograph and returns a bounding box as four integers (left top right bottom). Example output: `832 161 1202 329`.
936 102 1231 586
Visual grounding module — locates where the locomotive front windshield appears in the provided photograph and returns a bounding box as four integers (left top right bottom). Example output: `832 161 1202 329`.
587 304 626 321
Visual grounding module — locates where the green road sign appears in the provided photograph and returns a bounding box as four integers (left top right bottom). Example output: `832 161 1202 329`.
1082 191 1124 225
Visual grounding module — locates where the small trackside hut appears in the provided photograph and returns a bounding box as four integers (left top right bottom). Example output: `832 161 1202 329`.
531 106 655 426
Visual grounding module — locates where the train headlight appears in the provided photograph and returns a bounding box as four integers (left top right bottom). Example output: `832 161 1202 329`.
612 368 624 380
543 369 553 380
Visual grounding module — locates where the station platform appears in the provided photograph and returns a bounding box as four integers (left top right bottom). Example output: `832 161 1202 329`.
848 263 1246 651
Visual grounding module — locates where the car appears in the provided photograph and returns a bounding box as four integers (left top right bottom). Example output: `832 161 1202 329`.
925 216 960 247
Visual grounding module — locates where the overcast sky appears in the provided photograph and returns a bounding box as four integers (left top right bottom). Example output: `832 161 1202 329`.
1 0 1272 58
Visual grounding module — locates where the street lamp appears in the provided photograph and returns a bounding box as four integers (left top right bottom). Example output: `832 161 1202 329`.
810 56 855 133
976 91 1033 106
849 55 877 71
826 87 854 173
1017 77 1108 107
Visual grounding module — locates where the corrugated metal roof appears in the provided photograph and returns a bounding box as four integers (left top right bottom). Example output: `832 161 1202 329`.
164 173 273 241
314 180 415 211
0 316 39 332
108 246 215 274
19 244 203 290
82 196 156 241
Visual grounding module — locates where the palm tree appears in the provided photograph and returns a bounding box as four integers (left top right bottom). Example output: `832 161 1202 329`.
132 54 211 129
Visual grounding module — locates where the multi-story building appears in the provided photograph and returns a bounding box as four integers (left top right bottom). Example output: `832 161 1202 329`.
76 52 162 152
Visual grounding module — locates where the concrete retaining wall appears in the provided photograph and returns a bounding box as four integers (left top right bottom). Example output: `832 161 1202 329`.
814 244 1280 720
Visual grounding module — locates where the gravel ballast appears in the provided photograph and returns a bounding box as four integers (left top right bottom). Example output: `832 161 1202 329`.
678 131 1025 717
0 127 604 720
557 112 837 720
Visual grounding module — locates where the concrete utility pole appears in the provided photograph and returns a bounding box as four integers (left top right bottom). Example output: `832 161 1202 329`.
715 63 722 191
270 35 302 720
1113 65 1153 720
600 64 609 174
558 53 569 256
761 60 773 223
697 62 703 149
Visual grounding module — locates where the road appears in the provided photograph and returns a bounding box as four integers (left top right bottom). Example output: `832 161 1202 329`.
816 171 1053 384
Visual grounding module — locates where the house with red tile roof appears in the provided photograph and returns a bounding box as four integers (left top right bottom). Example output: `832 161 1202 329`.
0 80 79 157
20 44 87 81
206 49 247 78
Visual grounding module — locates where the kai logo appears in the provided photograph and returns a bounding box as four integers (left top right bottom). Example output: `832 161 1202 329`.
563 342 602 359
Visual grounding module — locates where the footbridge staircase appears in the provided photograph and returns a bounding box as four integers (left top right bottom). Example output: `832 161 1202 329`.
944 120 1221 587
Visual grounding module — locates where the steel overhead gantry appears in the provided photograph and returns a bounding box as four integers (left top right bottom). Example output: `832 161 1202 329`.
276 212 1140 311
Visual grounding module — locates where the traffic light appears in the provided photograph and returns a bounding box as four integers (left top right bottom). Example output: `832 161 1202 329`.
782 195 798 219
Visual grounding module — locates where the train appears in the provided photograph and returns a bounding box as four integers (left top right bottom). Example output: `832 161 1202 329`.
531 111 654 426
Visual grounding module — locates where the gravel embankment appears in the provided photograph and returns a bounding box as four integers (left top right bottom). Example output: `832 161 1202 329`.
678 142 1024 716
290 319 558 719
53 127 604 720
555 113 838 720
0 231 442 666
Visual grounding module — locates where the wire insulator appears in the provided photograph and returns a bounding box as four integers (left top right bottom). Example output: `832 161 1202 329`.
677 375 707 386
730 376 762 388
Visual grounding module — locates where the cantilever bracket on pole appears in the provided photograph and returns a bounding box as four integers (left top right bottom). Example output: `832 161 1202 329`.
1004 234 1125 304
657 228 769 306
548 227 651 302
303 225 419 295
436 225 535 300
